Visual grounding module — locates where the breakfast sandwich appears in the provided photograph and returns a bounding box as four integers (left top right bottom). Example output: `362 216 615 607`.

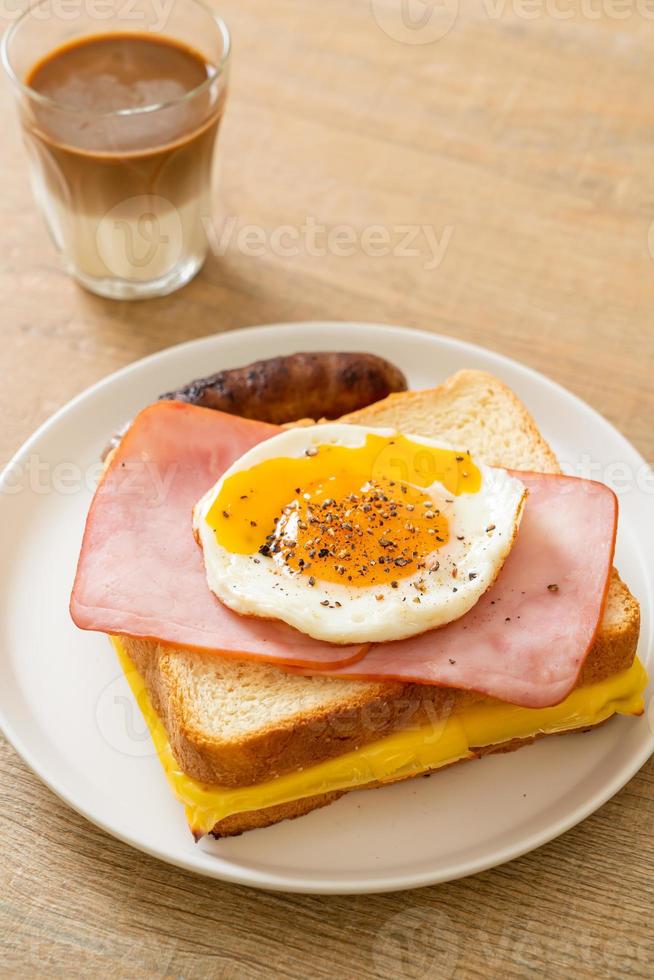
70 361 645 839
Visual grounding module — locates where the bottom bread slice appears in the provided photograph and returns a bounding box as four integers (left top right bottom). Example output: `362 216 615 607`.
110 637 646 840
209 723 604 838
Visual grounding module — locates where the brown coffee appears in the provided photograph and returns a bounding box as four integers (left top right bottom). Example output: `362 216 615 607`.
23 33 226 290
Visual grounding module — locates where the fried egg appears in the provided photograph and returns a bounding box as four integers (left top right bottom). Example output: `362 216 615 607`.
193 424 527 644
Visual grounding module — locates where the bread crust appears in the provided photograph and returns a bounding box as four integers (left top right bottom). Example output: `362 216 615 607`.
340 369 562 474
207 719 609 838
206 790 346 838
122 568 639 789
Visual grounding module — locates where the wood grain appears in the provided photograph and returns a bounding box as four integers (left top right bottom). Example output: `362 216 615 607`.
1 1 653 977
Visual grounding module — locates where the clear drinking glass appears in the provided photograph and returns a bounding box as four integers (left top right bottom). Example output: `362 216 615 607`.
2 0 230 300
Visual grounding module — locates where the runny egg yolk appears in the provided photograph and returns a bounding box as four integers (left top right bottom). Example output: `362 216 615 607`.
273 475 448 586
206 434 481 587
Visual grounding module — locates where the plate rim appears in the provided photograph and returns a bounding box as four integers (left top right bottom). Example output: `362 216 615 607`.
0 320 652 895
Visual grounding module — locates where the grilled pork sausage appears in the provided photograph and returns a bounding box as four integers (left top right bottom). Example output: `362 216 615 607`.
159 351 408 424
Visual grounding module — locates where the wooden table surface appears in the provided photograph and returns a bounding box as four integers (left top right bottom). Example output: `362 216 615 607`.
1 1 653 976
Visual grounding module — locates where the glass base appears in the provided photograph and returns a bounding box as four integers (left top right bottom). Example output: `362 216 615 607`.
69 252 205 300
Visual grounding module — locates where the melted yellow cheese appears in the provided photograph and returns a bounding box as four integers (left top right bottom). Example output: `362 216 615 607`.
110 638 647 836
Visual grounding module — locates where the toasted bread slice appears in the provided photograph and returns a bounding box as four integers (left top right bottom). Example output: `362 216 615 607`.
203 725 611 838
123 575 637 789
118 369 640 835
340 368 561 475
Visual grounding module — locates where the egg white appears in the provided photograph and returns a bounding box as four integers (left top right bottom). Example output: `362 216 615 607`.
193 424 527 644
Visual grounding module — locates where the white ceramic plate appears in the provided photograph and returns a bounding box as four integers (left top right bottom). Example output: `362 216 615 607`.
0 322 652 894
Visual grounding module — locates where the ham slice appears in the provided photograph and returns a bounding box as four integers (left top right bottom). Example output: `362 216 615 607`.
294 472 617 707
71 401 618 706
70 401 367 669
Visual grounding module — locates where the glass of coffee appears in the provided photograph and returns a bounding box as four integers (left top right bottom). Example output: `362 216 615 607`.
2 0 230 300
